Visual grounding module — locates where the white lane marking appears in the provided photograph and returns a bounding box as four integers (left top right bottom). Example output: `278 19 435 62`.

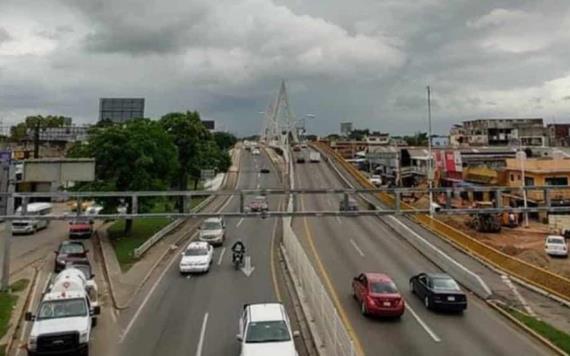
111 308 118 324
350 239 365 257
256 182 260 189
120 151 246 342
389 216 493 297
217 248 226 266
119 232 198 343
195 312 209 356
501 275 536 317
236 217 244 227
406 304 442 343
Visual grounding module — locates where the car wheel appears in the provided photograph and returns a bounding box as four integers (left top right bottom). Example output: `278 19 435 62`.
360 302 368 316
410 281 415 294
424 296 431 310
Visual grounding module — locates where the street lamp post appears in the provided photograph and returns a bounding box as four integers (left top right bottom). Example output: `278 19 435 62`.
517 143 529 228
427 86 434 218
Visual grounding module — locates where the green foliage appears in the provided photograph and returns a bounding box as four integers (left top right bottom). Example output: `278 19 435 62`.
502 305 570 353
67 118 179 217
348 129 369 141
213 132 238 151
404 132 428 146
10 115 69 141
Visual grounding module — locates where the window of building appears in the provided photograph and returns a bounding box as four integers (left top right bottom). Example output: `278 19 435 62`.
525 177 535 186
545 177 568 186
517 175 521 180
510 174 515 182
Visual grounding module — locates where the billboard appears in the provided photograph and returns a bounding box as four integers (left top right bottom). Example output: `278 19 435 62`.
99 98 145 123
201 120 215 130
435 150 463 173
340 122 353 135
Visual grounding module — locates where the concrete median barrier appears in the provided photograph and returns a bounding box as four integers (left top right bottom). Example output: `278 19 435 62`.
316 142 570 304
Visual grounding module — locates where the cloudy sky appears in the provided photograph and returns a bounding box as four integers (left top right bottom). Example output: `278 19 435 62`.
1 0 570 136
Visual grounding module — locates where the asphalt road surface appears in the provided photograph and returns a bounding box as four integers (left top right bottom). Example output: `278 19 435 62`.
292 148 551 356
118 149 307 356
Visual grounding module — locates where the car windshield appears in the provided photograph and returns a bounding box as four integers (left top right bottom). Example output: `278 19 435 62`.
432 277 460 291
370 281 398 294
255 196 266 202
185 248 208 256
245 320 291 343
37 299 88 320
60 244 85 254
71 219 90 225
202 221 222 230
548 238 564 244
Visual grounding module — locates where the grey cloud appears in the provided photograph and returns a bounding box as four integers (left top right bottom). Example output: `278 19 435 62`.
0 27 11 43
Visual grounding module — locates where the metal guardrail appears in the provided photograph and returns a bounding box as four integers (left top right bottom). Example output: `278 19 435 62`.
317 142 570 303
132 195 216 259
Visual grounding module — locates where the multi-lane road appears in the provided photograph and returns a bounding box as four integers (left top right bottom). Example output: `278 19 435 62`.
118 149 308 356
292 147 551 355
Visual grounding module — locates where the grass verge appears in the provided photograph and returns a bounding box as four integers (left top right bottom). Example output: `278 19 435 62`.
108 196 207 272
499 304 570 354
0 279 31 355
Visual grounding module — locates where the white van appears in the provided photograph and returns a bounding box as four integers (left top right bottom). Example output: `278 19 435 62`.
12 202 53 234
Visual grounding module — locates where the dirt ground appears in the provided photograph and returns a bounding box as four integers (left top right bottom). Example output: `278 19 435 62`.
438 214 570 279
405 194 570 279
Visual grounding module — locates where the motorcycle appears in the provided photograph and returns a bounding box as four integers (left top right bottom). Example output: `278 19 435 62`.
233 251 244 270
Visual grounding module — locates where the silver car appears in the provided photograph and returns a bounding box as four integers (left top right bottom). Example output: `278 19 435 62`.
198 217 226 246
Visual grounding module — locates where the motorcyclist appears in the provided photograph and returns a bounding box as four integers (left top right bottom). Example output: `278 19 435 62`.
231 240 246 263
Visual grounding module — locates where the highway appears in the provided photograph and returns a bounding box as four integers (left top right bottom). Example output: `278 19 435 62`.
292 148 551 355
118 149 307 356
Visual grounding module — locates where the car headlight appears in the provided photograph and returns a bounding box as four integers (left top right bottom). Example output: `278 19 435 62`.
79 330 89 343
28 336 37 350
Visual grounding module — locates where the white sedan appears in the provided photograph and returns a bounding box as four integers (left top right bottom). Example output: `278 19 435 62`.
369 175 382 187
545 235 568 257
179 241 214 274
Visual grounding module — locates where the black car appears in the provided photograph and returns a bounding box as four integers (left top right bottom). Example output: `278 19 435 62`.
54 241 89 273
410 273 467 312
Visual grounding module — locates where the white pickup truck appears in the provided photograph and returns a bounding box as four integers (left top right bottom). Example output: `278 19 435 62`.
25 268 100 356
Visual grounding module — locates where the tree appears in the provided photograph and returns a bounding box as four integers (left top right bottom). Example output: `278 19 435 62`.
10 116 69 157
213 132 237 151
404 132 428 146
68 118 178 233
348 129 370 141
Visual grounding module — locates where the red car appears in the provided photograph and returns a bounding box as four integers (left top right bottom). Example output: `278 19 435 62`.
68 218 94 239
352 273 405 318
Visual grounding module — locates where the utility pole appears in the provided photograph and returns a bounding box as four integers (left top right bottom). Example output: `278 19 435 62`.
518 142 529 228
0 159 13 291
427 86 434 218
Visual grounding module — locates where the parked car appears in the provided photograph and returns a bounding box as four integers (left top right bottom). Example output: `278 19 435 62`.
68 218 94 239
545 235 568 257
339 197 359 211
54 241 89 273
369 175 382 187
410 273 467 312
199 217 226 246
352 273 405 318
179 241 213 274
247 196 269 212
237 303 298 356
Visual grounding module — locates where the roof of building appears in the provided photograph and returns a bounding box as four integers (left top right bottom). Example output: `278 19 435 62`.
505 158 570 173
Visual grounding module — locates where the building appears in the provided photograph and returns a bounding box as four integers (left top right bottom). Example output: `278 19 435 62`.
99 98 145 123
201 120 215 131
548 124 570 146
505 157 570 220
365 132 390 145
449 125 466 146
461 118 547 146
431 135 449 147
26 125 90 143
